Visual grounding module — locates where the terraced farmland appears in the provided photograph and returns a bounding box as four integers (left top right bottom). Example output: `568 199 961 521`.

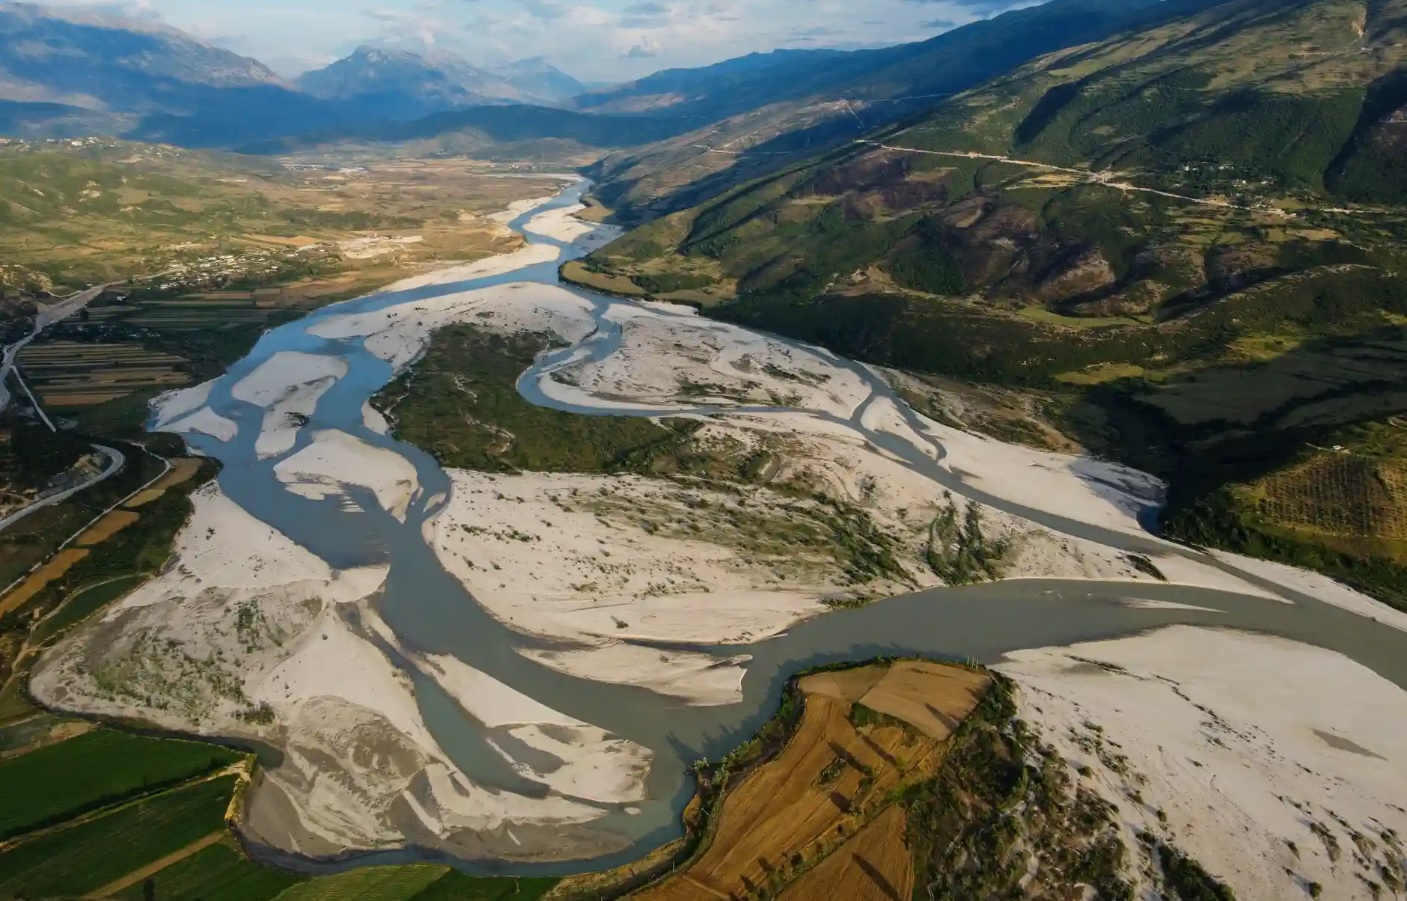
632 662 989 901
17 340 190 409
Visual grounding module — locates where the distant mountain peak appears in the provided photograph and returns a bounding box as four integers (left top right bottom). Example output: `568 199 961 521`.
0 1 291 112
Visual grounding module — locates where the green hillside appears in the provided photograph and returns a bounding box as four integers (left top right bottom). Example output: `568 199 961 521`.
566 0 1407 608
586 0 1227 223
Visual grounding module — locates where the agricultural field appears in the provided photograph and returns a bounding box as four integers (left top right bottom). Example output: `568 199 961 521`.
630 662 989 901
17 341 190 409
1 140 565 434
0 141 562 292
776 805 912 901
0 729 239 840
0 773 238 899
0 721 561 901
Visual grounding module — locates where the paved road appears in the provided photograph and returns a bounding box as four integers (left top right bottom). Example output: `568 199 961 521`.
855 140 1291 216
0 449 169 605
0 444 124 535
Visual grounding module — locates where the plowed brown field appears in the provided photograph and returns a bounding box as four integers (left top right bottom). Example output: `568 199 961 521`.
629 663 988 901
76 511 139 546
778 805 913 901
0 550 90 617
125 458 201 508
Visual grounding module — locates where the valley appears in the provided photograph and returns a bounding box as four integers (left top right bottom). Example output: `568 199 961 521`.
1 1 1407 899
1 183 1399 901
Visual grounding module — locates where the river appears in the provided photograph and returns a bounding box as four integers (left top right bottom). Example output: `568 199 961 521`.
174 181 1407 875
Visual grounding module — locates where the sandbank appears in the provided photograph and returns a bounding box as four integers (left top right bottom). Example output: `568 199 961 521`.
1000 626 1407 901
274 429 420 521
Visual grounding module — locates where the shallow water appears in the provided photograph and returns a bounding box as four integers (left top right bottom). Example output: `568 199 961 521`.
176 183 1407 875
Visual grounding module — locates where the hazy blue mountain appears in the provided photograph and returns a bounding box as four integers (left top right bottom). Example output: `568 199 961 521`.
241 103 693 160
495 57 587 104
573 49 851 117
0 3 288 110
295 46 543 120
0 3 344 144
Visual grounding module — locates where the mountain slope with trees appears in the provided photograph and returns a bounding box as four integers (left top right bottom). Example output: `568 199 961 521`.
567 0 1407 608
584 0 1234 223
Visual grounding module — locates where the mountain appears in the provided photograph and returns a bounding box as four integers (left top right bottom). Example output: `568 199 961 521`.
573 49 853 118
0 3 344 145
0 2 288 109
567 0 1407 608
585 0 1227 223
295 46 543 120
241 103 692 161
496 57 586 104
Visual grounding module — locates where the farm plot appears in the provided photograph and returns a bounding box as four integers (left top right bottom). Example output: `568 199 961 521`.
126 457 202 508
17 341 191 408
0 774 237 899
0 728 240 840
632 663 989 901
124 298 273 332
112 841 304 901
271 866 449 901
777 805 913 901
0 548 89 618
76 509 140 545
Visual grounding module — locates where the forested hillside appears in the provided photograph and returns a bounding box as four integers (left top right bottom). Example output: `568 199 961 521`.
567 0 1407 608
585 0 1225 223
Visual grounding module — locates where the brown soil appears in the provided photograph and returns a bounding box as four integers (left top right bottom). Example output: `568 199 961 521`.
76 511 140 546
800 667 887 703
630 663 990 901
0 550 90 617
855 662 990 742
777 805 913 901
42 393 131 407
125 458 202 510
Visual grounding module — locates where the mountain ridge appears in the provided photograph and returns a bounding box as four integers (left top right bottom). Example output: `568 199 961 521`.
583 0 1226 223
566 0 1407 607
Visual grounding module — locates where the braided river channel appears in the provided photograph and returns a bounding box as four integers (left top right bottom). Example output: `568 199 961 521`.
172 181 1407 875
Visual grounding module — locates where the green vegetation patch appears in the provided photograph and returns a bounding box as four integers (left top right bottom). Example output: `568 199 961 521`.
0 728 239 840
904 676 1138 900
403 870 558 901
270 865 449 901
924 492 1013 585
0 774 237 899
114 842 304 901
29 574 148 645
374 326 704 475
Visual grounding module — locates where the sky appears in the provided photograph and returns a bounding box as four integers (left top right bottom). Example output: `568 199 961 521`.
35 0 1035 81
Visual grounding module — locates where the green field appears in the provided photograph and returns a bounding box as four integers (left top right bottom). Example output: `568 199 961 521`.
109 850 561 901
0 774 236 898
0 729 239 839
28 574 148 646
113 843 304 901
401 870 558 901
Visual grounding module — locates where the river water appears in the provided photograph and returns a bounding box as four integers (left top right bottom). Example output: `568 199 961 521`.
176 182 1407 875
